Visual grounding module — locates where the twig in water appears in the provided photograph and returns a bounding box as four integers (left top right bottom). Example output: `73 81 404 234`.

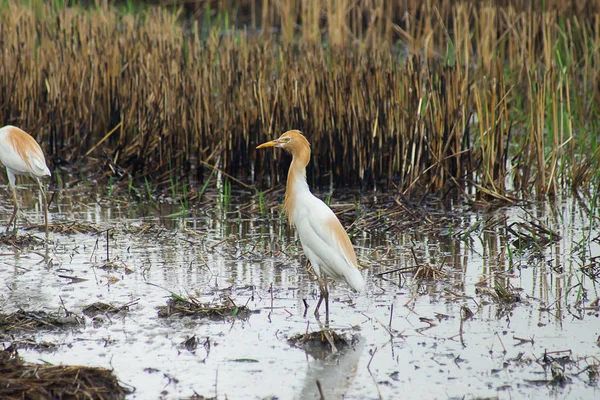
375 266 417 277
459 305 473 348
227 297 237 308
59 296 71 316
377 318 395 340
410 247 421 267
513 335 534 346
58 275 88 283
366 346 384 400
214 368 218 400
323 330 338 353
268 283 274 322
367 347 378 372
494 332 507 353
105 229 110 262
404 292 419 308
90 238 98 263
303 299 309 317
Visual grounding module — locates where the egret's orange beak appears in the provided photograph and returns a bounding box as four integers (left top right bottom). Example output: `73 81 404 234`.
256 139 279 149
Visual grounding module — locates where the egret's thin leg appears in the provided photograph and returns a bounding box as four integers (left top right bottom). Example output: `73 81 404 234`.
36 178 49 238
5 169 18 233
323 277 330 324
314 275 326 316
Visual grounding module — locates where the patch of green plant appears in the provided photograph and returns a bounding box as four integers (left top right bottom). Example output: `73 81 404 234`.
218 179 231 215
144 177 153 203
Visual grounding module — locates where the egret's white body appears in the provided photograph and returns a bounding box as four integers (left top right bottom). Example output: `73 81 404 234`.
0 125 51 233
257 130 365 319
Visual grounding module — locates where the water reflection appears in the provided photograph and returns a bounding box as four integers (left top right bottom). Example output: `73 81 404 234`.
0 184 599 398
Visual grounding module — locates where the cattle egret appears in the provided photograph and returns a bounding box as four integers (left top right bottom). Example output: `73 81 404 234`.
257 130 365 321
0 125 51 234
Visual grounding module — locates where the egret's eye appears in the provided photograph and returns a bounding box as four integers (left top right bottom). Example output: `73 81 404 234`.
281 137 291 143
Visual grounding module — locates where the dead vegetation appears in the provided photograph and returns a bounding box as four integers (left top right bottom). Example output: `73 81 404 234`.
2 339 58 352
120 223 168 236
0 347 130 399
581 256 600 280
157 295 253 320
0 1 598 199
82 300 138 318
0 233 45 247
0 310 83 333
25 221 106 235
507 219 561 250
288 329 354 359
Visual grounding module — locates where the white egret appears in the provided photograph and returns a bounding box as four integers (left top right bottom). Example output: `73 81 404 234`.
257 130 365 320
0 125 51 234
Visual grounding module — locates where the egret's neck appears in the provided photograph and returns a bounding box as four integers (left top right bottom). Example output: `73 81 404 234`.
284 146 311 217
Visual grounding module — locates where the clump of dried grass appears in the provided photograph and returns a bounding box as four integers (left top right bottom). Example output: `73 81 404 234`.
0 310 83 333
288 329 353 359
25 221 105 235
82 300 138 317
0 233 45 247
0 348 130 400
157 295 252 320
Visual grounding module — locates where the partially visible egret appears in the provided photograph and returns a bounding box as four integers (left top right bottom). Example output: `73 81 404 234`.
257 130 365 321
0 125 51 234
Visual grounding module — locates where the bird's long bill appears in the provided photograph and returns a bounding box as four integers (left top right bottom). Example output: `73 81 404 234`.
256 140 278 149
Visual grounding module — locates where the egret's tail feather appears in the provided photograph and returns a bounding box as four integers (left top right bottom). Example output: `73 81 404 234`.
345 267 366 292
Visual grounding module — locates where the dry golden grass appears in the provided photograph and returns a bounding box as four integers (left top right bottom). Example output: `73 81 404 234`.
0 347 129 399
0 0 599 199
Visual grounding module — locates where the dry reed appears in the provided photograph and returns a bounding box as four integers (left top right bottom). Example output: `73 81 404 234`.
1 0 599 199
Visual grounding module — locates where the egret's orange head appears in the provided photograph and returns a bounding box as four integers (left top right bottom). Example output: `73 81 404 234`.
256 130 310 155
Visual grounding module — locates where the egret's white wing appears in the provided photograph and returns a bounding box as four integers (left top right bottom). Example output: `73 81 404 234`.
293 195 365 291
0 126 50 177
27 153 51 177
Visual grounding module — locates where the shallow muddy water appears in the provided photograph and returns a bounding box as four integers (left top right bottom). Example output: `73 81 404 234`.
1 183 600 399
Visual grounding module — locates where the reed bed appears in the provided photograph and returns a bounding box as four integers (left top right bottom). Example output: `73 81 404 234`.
1 0 599 199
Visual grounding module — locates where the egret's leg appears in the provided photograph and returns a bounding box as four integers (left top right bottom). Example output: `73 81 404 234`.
314 275 330 322
36 178 49 238
6 169 18 233
323 277 330 323
314 275 325 316
303 261 312 317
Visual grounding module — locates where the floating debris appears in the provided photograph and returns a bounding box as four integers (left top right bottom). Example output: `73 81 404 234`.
121 223 168 236
581 256 600 281
507 218 561 250
93 259 134 274
0 310 83 333
157 295 253 321
82 300 138 318
180 335 199 352
0 233 45 247
2 339 58 352
25 221 105 235
0 348 131 399
288 329 355 359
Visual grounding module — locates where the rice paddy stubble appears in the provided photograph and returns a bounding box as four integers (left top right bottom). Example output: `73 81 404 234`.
0 0 599 200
